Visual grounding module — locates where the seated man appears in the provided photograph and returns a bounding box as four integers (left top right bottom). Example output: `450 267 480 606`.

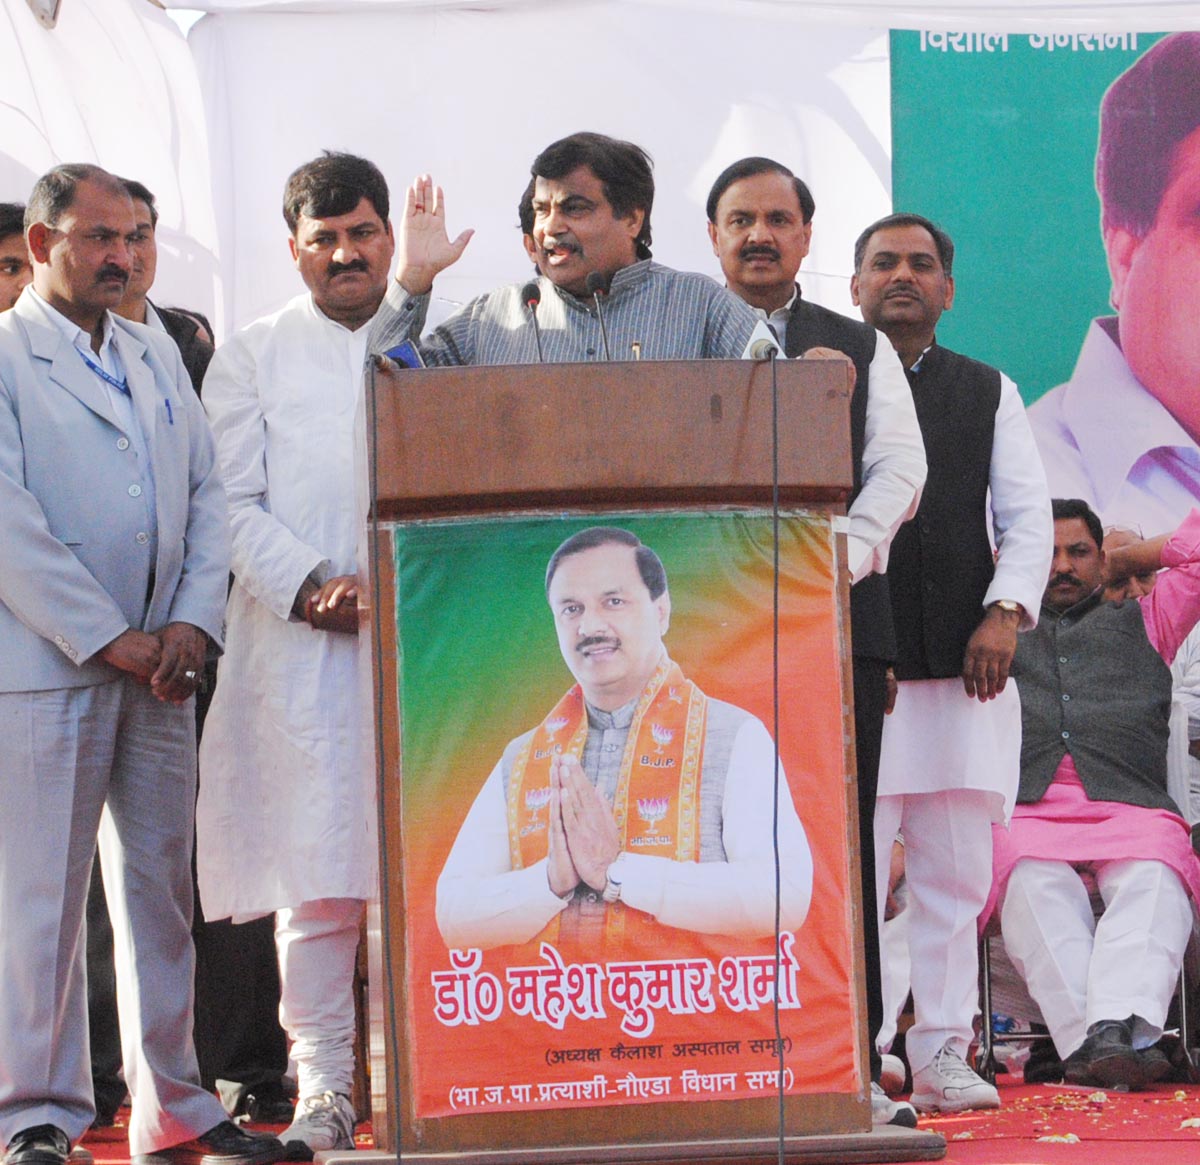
986 498 1200 1089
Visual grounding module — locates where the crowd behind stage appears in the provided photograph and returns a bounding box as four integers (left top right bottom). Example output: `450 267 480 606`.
0 29 1199 1165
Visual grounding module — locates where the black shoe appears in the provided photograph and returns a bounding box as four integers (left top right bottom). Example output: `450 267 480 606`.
131 1122 285 1165
2 1127 70 1165
234 1085 297 1127
1063 1045 1095 1085
1137 1042 1172 1086
1024 1025 1066 1084
1078 1017 1143 1089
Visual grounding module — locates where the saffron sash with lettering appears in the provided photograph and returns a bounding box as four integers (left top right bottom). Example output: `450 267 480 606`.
506 657 707 942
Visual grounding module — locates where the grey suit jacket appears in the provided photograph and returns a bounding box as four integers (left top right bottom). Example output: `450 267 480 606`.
0 290 230 692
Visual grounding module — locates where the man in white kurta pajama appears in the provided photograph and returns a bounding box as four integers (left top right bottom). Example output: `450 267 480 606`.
852 214 1053 1114
198 154 394 1155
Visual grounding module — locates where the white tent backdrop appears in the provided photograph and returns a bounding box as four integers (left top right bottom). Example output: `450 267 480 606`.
0 1 219 319
3 0 1199 334
187 4 895 332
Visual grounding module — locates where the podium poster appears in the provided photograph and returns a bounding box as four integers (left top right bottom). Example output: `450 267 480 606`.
389 508 860 1121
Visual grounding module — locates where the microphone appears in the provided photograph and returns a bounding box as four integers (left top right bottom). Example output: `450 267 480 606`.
521 281 545 363
585 271 612 361
743 319 783 361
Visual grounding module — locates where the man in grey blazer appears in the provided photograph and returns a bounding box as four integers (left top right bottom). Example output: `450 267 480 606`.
0 165 281 1165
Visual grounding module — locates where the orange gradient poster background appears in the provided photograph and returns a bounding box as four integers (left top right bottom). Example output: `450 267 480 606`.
392 510 860 1118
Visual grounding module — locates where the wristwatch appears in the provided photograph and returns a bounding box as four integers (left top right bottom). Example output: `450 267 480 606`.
990 599 1023 617
602 855 626 903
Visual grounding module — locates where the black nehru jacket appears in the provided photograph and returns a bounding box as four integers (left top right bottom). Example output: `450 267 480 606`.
784 294 894 662
887 343 1001 680
1013 592 1179 813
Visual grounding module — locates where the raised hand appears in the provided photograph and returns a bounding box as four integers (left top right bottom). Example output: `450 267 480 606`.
397 174 475 295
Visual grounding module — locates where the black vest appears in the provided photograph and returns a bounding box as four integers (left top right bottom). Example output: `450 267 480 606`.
1013 594 1179 813
785 295 895 662
888 344 1000 680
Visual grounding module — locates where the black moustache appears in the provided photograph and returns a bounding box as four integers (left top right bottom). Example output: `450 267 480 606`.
739 246 780 262
1049 574 1078 588
97 265 128 284
576 635 619 654
328 260 369 277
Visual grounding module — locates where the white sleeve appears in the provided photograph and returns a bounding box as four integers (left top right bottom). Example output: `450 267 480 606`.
845 334 927 583
435 757 570 950
983 374 1054 629
618 716 813 937
202 334 327 621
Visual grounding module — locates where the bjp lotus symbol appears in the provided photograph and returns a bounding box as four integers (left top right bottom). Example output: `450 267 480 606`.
525 785 551 823
637 797 669 834
650 724 674 753
544 716 569 742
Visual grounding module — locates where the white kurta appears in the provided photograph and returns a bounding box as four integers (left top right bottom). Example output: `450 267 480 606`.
197 294 377 922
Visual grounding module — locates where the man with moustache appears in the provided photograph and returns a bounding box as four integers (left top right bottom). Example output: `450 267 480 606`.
1031 33 1200 532
0 203 32 310
197 151 394 1156
852 213 1052 1113
370 131 759 362
706 156 925 1127
436 526 813 952
0 164 275 1165
986 499 1200 1090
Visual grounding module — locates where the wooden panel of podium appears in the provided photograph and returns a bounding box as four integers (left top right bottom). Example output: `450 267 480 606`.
349 358 944 1165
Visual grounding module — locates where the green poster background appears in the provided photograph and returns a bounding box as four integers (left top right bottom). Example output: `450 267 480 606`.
890 30 1165 404
388 509 861 1117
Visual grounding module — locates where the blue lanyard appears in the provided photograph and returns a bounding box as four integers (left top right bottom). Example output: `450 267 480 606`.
78 347 130 397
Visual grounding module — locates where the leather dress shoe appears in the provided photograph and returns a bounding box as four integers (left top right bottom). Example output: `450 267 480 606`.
131 1121 285 1165
2 1127 70 1165
1075 1017 1144 1089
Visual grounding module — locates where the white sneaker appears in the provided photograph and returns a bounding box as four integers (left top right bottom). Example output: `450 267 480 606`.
880 1052 907 1094
911 1043 1000 1113
870 1081 918 1128
278 1092 356 1156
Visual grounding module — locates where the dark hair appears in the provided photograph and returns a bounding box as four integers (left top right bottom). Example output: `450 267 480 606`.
545 527 667 600
1098 33 1200 237
1052 497 1104 551
853 212 955 276
705 156 815 225
282 151 390 235
0 202 25 241
25 163 125 232
119 178 158 228
517 176 535 236
531 132 654 259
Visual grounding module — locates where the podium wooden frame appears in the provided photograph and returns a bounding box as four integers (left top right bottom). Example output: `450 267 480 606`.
354 358 944 1165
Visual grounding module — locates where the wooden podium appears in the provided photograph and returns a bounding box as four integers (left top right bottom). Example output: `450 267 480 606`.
351 358 944 1165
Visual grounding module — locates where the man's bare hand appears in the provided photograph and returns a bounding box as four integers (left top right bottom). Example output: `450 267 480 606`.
547 757 581 897
555 753 621 892
961 605 1021 702
884 666 898 715
151 622 208 703
306 575 359 635
99 629 161 683
802 346 857 392
397 174 474 296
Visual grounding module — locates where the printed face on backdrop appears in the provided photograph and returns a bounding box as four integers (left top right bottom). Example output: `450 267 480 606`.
547 541 671 712
1106 124 1200 440
851 223 955 340
708 170 812 312
0 232 32 310
289 196 395 329
530 166 644 297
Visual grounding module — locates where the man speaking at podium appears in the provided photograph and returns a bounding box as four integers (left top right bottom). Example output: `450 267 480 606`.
435 526 813 953
369 131 760 362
